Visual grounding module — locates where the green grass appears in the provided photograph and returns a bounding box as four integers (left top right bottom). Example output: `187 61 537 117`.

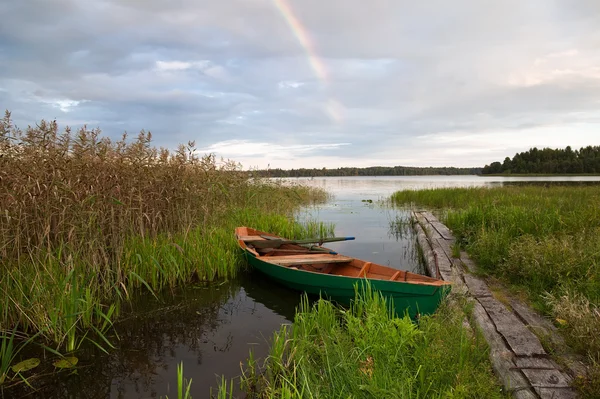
217 284 504 398
391 185 600 395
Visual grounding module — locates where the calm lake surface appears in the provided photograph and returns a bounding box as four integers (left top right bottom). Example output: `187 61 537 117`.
16 175 600 398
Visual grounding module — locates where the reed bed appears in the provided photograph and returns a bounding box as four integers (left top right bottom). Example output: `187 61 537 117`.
0 111 329 354
217 285 503 398
391 185 600 393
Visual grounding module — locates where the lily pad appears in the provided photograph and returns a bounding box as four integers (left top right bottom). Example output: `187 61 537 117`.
12 358 40 373
53 357 78 369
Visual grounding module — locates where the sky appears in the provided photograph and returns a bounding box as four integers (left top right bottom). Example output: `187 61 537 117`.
1 0 600 169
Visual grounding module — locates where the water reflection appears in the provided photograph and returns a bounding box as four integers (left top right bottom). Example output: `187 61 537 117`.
7 278 299 399
283 175 600 198
8 176 600 398
242 272 300 321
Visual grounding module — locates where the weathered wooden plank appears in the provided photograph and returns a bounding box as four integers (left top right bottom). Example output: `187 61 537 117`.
510 299 562 337
510 300 558 332
424 225 443 241
449 267 469 293
516 357 574 397
478 297 546 356
521 367 571 388
413 211 430 228
414 214 429 236
415 227 432 254
463 273 492 298
536 387 578 399
421 211 438 223
434 241 470 290
414 222 439 279
422 212 456 242
514 357 558 369
430 240 453 281
433 236 454 261
471 302 537 399
431 220 455 240
436 258 453 282
415 212 444 240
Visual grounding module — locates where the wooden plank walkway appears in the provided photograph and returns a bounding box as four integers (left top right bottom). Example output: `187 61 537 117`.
412 210 578 399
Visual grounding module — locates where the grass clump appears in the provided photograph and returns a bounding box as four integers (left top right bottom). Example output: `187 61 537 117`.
545 292 600 359
219 285 504 398
391 185 600 394
0 111 329 354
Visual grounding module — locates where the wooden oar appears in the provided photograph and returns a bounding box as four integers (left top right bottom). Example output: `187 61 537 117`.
247 236 355 249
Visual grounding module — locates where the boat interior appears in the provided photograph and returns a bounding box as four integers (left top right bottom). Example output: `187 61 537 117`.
237 227 448 286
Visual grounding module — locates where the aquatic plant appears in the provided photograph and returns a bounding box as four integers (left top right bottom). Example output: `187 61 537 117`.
217 284 504 398
175 362 193 399
0 328 41 386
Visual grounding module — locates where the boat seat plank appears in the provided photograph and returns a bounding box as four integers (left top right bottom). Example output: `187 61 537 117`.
239 235 267 241
264 254 353 266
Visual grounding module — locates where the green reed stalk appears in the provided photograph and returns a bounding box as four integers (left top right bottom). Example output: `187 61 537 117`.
176 362 193 399
215 283 503 398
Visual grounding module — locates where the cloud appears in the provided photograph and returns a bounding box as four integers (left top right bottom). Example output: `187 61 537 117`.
155 61 204 72
1 0 600 168
198 139 350 160
278 80 305 89
154 60 229 80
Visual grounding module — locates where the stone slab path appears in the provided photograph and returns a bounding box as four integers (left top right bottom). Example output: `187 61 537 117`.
413 210 578 399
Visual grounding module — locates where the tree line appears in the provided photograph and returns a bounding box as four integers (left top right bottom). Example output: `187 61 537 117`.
482 145 600 174
253 165 482 177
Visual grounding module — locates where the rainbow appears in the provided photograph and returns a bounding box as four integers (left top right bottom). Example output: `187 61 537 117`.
272 0 329 83
272 0 343 122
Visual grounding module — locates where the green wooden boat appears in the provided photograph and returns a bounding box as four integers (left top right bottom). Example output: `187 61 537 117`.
236 227 451 318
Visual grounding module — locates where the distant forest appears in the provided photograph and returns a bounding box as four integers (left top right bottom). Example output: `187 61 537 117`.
253 166 482 177
482 145 600 174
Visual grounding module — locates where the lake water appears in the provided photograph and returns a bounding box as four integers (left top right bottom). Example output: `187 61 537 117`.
12 175 600 398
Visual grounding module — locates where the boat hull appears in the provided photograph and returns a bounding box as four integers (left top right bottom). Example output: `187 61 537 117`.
244 249 449 318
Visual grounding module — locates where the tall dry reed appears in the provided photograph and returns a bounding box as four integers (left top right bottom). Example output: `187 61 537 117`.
1 111 246 265
0 110 328 347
